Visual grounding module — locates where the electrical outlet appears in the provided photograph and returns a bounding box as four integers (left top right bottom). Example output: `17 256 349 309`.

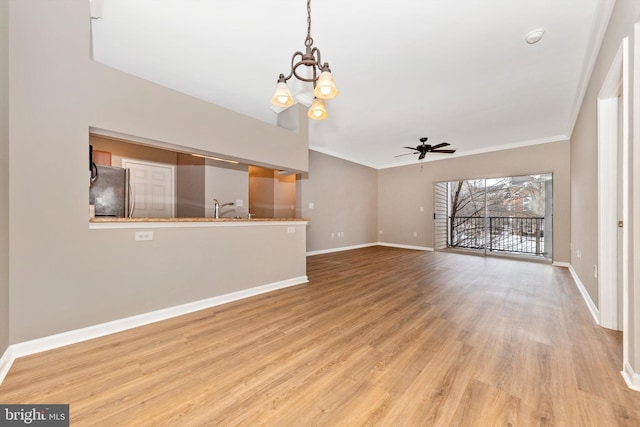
235 199 244 207
135 231 153 241
577 249 581 259
420 206 424 212
309 202 314 209
331 233 335 238
379 230 383 235
593 265 598 278
413 231 418 237
287 227 295 234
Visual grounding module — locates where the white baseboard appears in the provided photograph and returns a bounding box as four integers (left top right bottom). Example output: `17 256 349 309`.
306 243 377 256
377 242 434 251
622 362 640 392
0 346 15 386
306 242 434 256
1 276 308 385
568 265 600 326
552 261 571 268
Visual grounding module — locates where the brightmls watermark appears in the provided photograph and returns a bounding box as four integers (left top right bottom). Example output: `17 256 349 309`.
0 405 68 426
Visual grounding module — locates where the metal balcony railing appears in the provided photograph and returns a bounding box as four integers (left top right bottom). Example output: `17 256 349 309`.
449 216 545 256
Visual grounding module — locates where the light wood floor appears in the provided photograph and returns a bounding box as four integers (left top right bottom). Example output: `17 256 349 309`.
1 247 639 426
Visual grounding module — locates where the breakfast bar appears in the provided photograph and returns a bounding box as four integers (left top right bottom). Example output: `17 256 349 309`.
82 215 309 334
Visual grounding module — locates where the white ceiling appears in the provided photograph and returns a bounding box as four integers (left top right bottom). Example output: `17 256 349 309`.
91 0 614 169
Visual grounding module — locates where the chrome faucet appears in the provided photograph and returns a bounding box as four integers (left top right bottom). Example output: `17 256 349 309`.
213 199 234 218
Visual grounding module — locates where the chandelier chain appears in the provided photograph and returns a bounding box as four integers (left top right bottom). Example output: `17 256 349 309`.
305 0 313 47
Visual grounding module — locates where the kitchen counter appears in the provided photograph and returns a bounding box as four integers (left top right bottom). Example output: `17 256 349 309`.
90 217 307 223
89 217 308 229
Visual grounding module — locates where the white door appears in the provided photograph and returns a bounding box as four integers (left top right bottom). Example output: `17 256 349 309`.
617 95 624 329
122 159 175 218
597 37 629 332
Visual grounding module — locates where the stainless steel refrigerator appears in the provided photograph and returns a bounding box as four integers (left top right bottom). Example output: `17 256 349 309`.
89 166 132 217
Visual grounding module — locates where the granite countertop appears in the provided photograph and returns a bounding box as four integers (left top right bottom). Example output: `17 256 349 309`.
90 217 308 223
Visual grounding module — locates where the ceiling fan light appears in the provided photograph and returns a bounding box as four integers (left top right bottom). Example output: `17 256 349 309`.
307 98 328 120
313 70 339 100
271 80 295 108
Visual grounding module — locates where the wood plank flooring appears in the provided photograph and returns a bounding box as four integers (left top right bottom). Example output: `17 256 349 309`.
1 246 639 425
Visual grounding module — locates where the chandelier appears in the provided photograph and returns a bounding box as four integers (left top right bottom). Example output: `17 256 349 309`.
271 0 339 120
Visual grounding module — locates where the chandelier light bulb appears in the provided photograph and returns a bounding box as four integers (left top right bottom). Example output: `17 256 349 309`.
307 98 328 120
271 79 295 108
313 69 338 100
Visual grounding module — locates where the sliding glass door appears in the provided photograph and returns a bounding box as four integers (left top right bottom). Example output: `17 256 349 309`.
434 174 552 259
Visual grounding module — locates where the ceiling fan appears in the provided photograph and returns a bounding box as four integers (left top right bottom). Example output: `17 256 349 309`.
395 137 456 160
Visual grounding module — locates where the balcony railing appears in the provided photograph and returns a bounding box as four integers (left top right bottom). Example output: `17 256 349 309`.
449 216 545 256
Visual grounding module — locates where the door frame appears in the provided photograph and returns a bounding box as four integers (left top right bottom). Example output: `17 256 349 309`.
622 22 640 390
597 37 629 335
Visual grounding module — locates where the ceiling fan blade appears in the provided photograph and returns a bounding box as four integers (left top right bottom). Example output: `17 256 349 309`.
396 137 455 161
430 142 450 150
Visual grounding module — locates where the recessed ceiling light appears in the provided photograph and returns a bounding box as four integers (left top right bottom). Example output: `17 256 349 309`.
525 28 545 44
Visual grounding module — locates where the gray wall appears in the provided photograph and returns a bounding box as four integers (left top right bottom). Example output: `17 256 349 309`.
378 140 571 262
7 0 308 343
0 0 10 355
204 160 249 219
248 167 296 219
249 166 276 218
274 174 296 219
176 153 205 218
299 150 379 253
570 0 640 372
